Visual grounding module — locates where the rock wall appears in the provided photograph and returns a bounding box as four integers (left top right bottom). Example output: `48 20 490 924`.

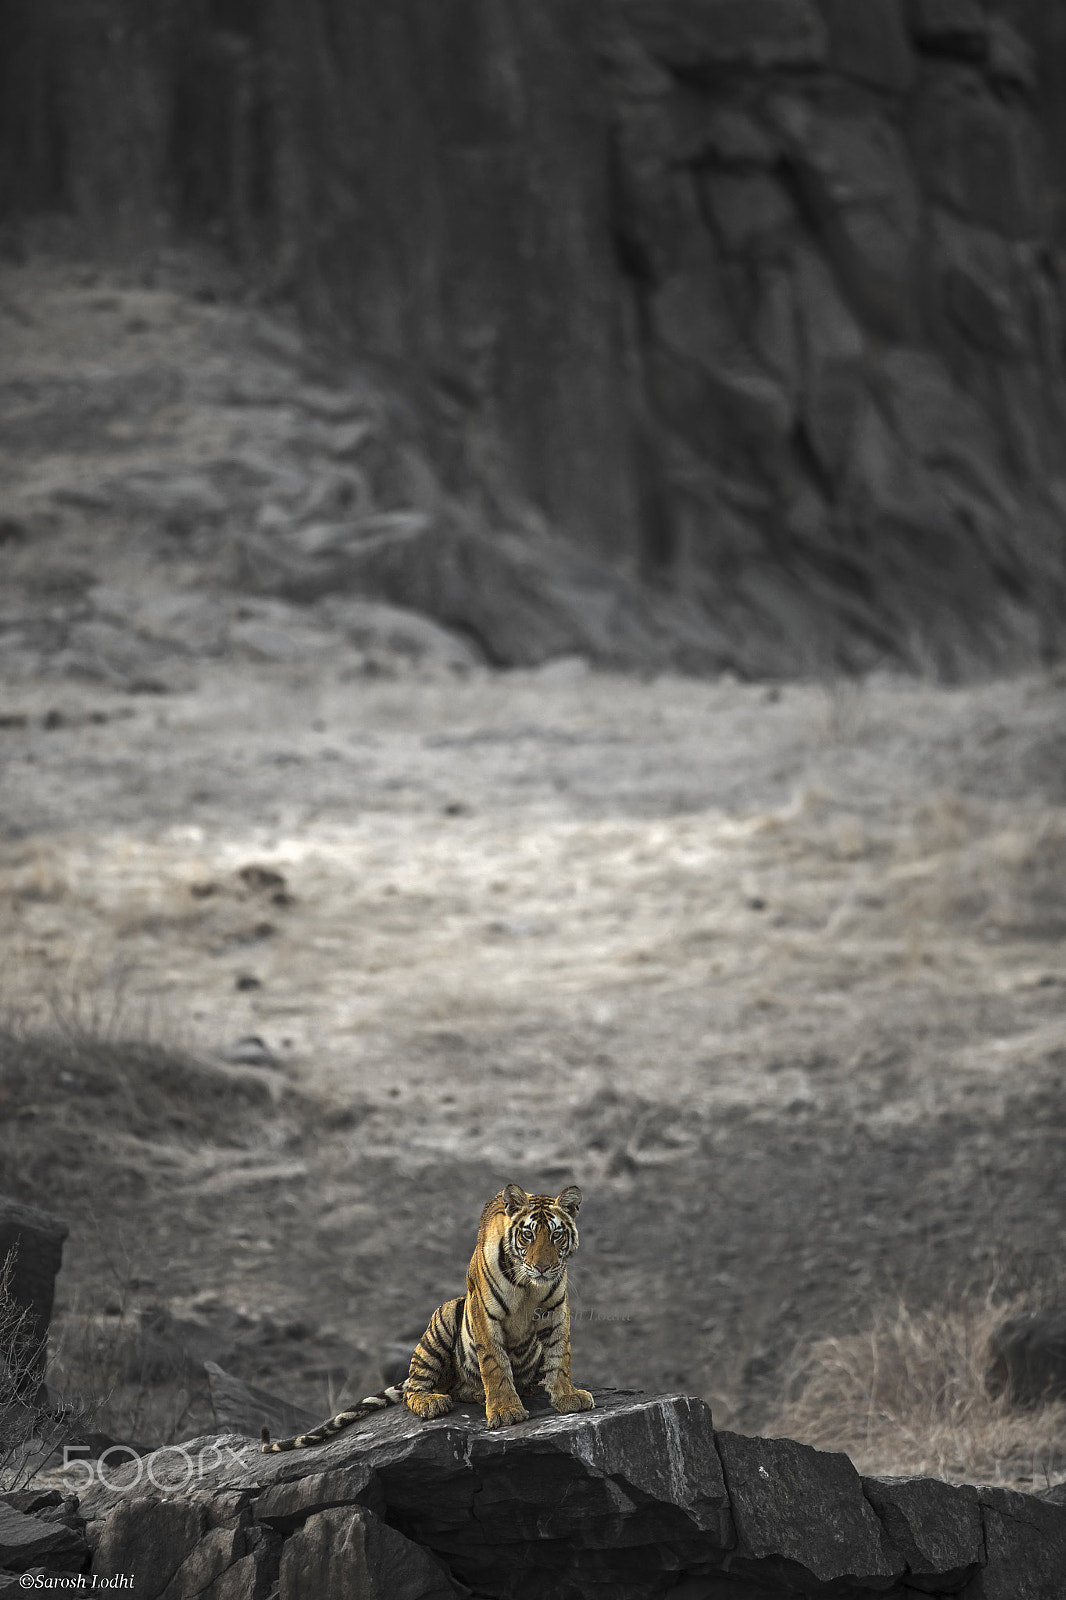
2 0 1066 674
602 0 1066 674
51 1392 1066 1600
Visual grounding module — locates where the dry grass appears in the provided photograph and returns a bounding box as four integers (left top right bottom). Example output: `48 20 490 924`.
767 1295 1066 1490
0 1248 94 1489
47 1295 203 1449
0 1022 302 1453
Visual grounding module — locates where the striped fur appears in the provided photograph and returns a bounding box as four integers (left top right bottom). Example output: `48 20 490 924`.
261 1182 593 1452
260 1383 406 1452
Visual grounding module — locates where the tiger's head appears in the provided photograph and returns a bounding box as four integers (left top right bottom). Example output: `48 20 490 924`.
502 1183 581 1285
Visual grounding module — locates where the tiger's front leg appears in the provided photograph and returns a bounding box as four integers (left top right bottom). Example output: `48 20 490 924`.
477 1340 529 1428
538 1299 595 1416
467 1303 528 1428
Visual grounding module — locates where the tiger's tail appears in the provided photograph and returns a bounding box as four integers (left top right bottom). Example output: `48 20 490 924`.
260 1381 407 1453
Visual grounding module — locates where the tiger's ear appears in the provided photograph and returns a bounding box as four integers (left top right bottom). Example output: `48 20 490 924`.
504 1183 531 1216
555 1185 581 1217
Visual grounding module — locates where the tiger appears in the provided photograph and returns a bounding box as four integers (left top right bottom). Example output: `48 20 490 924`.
261 1182 594 1451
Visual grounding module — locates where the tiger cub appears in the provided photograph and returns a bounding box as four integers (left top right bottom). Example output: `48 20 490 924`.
261 1183 593 1452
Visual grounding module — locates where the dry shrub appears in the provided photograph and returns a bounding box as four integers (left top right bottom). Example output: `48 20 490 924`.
47 1295 203 1449
767 1297 1066 1489
0 1248 92 1489
1004 811 1066 936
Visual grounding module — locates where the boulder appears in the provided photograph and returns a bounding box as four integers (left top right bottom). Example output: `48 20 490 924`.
987 1307 1066 1406
0 1196 69 1402
978 1485 1066 1600
87 1490 280 1600
0 1498 88 1575
863 1474 983 1584
255 1465 382 1535
209 1535 282 1600
77 1391 1066 1598
715 1430 898 1588
204 1359 321 1443
278 1505 461 1600
88 1497 208 1598
159 1523 281 1600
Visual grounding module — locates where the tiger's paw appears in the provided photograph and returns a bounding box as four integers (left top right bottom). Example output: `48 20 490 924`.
405 1391 453 1421
550 1387 595 1414
486 1401 530 1430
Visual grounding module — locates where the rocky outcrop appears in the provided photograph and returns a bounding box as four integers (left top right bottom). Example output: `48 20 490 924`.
260 0 1066 675
0 1490 88 1591
0 1197 68 1403
203 1361 320 1447
70 1390 1066 1599
988 1306 1066 1406
604 0 1066 674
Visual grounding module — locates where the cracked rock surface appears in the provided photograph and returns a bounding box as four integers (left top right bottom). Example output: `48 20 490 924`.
72 1392 1066 1599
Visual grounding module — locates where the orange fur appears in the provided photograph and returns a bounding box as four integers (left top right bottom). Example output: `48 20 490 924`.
404 1182 594 1429
261 1182 593 1452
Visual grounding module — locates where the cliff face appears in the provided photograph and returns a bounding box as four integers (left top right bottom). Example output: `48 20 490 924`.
602 0 1066 674
2 0 1065 675
270 1 641 570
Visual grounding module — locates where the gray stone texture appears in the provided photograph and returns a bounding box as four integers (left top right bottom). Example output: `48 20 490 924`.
6 0 1066 669
622 0 828 70
815 0 915 92
909 0 990 53
0 1499 88 1574
278 1506 461 1600
76 1391 1066 1599
0 1196 68 1396
715 1430 897 1587
775 101 922 337
863 1474 983 1581
988 1306 1066 1406
88 1497 208 1598
913 80 1047 239
599 0 1066 672
204 1358 321 1445
972 1485 1066 1600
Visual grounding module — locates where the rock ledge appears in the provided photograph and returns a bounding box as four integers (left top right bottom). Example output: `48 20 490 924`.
53 1390 1066 1599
